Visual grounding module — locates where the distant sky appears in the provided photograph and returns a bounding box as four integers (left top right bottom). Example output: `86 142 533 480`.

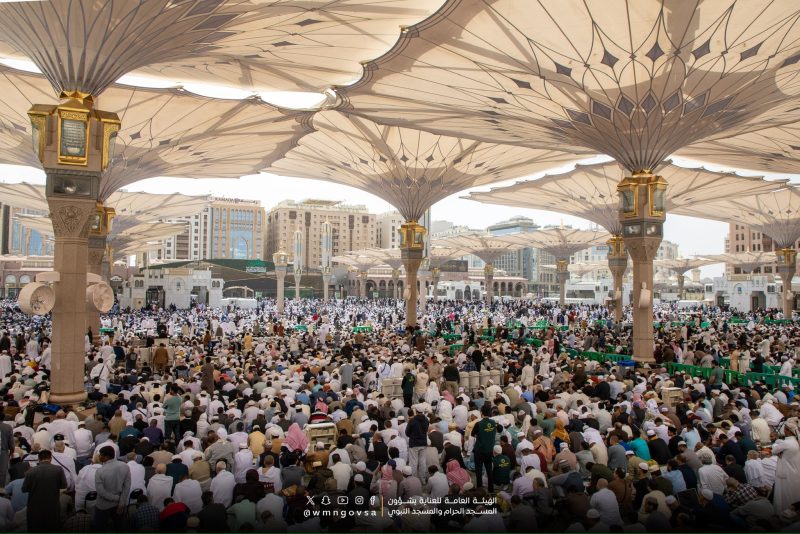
4 157 796 278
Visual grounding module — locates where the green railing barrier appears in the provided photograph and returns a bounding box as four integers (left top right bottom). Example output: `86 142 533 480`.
765 319 794 325
665 362 712 379
578 351 632 364
718 358 800 377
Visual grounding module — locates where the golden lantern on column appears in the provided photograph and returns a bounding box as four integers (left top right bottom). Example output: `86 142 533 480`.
398 221 427 251
273 248 289 269
28 92 120 175
90 202 116 236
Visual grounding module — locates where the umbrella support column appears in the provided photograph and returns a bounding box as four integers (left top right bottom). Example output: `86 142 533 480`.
777 248 797 319
618 171 667 364
608 235 627 324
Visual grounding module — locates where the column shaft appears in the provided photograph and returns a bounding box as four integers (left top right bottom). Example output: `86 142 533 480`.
778 266 795 318
617 172 665 363
87 237 105 337
631 255 655 360
484 265 494 305
608 246 627 324
402 256 422 328
392 270 400 300
419 273 428 315
48 198 95 405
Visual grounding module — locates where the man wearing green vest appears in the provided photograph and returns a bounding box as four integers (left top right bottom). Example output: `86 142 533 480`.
471 404 497 492
492 445 512 487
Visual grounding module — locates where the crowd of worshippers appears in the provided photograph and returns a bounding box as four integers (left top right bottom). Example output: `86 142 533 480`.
0 297 799 532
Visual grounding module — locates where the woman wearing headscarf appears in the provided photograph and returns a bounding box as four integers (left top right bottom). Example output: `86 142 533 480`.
445 459 470 489
551 419 570 451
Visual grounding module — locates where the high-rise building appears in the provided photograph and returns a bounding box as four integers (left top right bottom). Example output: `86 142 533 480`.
430 220 484 268
570 245 611 264
162 205 210 261
654 240 680 280
376 211 404 249
0 203 10 255
568 238 678 281
430 220 477 237
209 198 265 260
5 206 53 257
377 209 432 254
725 222 796 276
161 197 265 261
486 216 557 294
266 199 376 270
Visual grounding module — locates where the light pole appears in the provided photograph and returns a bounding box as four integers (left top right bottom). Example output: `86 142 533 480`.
293 224 303 300
321 219 332 302
27 92 119 405
273 246 288 315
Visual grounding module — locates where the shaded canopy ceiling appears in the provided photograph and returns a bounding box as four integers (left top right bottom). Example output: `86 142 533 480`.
703 251 778 273
426 245 467 269
0 0 446 95
359 245 465 270
466 160 785 235
568 262 612 277
656 257 717 275
357 248 406 271
0 182 209 220
116 241 165 258
17 215 187 261
360 248 406 271
675 123 800 174
504 227 610 260
431 233 526 264
331 251 385 272
341 0 800 172
0 66 313 200
107 221 189 261
17 216 185 241
675 186 800 249
264 110 589 221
